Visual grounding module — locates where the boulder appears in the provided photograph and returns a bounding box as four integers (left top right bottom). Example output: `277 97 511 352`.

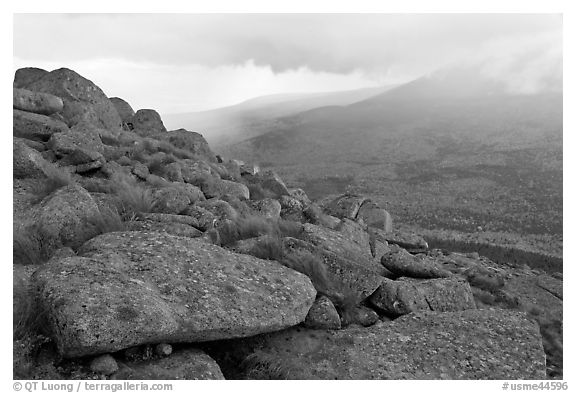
196 199 239 223
13 88 64 116
13 109 70 141
342 305 380 327
127 220 203 239
247 198 282 219
25 68 122 131
369 277 476 316
373 228 429 252
112 349 224 380
109 97 135 125
152 184 203 214
32 231 317 357
279 195 305 222
356 200 393 232
30 184 101 250
246 170 290 198
323 194 367 220
13 67 49 88
90 354 119 375
282 237 383 300
13 138 58 179
224 309 546 379
132 109 167 137
381 247 452 279
47 128 105 166
289 188 311 206
304 296 341 330
202 179 250 200
181 205 216 231
336 219 372 256
161 129 217 163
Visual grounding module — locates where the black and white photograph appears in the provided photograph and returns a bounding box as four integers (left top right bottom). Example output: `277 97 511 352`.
8 6 568 387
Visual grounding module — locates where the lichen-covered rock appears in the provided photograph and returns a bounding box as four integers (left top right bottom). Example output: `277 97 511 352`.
304 296 341 330
13 67 49 89
289 188 311 206
132 109 167 137
224 309 546 379
47 128 105 166
25 68 122 131
127 220 203 239
13 109 70 141
323 194 367 220
196 199 239 223
109 97 135 125
181 205 216 231
13 138 58 179
381 246 452 279
369 277 476 316
112 349 224 380
203 179 250 200
152 184 204 214
248 198 282 219
13 88 64 116
161 129 217 163
31 184 100 250
154 343 173 357
356 200 393 232
32 231 316 357
282 237 383 300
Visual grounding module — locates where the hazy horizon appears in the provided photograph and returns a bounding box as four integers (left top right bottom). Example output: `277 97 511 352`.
14 14 562 115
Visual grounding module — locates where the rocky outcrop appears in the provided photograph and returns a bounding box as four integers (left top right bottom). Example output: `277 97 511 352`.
32 231 316 357
161 129 217 163
24 68 123 131
219 309 546 379
13 88 64 115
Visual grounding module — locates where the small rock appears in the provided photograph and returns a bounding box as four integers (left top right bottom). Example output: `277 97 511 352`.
155 343 173 357
90 354 119 375
304 296 341 330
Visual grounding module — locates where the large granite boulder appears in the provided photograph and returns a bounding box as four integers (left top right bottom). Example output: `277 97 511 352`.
47 127 105 166
13 109 70 141
13 88 64 115
13 67 49 89
132 109 167 137
25 68 122 131
221 309 546 379
112 348 224 380
161 129 217 163
369 277 476 316
32 231 316 357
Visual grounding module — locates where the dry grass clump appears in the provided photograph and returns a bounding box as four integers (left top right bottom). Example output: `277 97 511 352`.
84 206 127 236
110 174 156 218
31 169 74 204
247 236 285 261
13 226 54 266
241 350 296 380
146 153 178 177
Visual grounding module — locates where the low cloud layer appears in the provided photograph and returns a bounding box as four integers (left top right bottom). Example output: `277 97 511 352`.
13 14 562 112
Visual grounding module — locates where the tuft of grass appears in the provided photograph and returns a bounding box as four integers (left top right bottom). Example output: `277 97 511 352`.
241 350 295 380
247 183 276 201
13 226 54 266
13 281 45 340
248 236 285 261
278 219 304 238
84 206 127 236
280 251 334 296
303 204 336 228
31 169 74 204
110 174 156 218
146 154 178 177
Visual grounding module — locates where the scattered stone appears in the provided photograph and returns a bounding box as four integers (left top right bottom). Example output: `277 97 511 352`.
381 246 452 279
13 88 64 115
304 296 341 330
33 231 316 357
224 309 546 379
369 276 476 316
112 349 224 380
13 109 70 141
90 354 118 375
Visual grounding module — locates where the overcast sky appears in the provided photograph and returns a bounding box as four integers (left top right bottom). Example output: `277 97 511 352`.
13 14 562 115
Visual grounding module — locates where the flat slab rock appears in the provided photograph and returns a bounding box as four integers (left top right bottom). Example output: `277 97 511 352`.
32 231 316 357
230 309 545 379
113 348 224 380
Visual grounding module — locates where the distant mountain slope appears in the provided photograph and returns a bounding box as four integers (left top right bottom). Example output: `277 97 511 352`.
222 65 562 235
162 86 395 146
